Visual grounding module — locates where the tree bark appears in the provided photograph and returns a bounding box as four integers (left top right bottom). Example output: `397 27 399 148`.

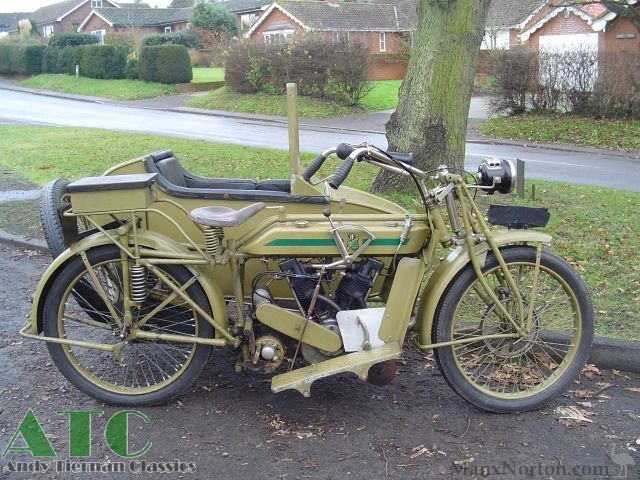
371 0 491 193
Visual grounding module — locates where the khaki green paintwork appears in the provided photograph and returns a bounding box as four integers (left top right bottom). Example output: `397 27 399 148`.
415 230 552 347
255 303 342 352
271 342 402 397
378 257 425 343
28 229 229 337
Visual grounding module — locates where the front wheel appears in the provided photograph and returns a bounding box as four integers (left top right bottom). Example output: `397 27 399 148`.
433 246 593 413
43 245 214 406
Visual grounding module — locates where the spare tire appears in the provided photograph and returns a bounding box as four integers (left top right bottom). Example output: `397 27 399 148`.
39 179 70 258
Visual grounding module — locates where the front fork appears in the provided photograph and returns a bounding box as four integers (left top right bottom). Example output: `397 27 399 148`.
448 183 542 337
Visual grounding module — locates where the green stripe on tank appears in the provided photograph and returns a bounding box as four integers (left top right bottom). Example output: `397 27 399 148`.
265 238 409 247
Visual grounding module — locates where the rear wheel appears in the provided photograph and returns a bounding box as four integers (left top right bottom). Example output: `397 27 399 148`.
43 245 214 406
433 246 593 413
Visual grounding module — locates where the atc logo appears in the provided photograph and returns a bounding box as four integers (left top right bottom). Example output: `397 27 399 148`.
2 409 151 458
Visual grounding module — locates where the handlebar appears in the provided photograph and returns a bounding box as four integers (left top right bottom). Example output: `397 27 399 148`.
328 156 356 189
301 147 336 182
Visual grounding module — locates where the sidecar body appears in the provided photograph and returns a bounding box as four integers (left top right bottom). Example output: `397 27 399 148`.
52 149 430 297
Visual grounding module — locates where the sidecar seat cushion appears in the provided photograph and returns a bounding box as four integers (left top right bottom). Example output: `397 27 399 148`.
257 179 290 192
156 157 186 188
189 202 266 227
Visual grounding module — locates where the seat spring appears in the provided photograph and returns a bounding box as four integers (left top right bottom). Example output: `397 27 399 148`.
130 264 149 304
204 226 224 256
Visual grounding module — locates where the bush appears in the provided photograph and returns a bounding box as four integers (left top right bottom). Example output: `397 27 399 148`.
142 30 200 50
488 47 639 119
125 58 139 80
48 33 97 48
225 36 371 106
189 2 237 37
139 44 192 84
0 44 44 74
42 46 60 73
58 46 78 74
80 44 126 79
104 32 136 57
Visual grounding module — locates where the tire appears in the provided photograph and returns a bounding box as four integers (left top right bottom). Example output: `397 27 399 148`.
433 246 593 413
43 245 214 406
39 178 70 258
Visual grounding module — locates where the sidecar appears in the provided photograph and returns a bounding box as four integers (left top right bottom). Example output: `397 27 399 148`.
41 147 430 298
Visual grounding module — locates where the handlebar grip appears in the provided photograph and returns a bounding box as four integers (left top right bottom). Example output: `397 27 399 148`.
336 143 355 160
328 156 355 189
301 154 327 182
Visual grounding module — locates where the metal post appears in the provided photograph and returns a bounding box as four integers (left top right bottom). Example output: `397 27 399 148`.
531 183 536 201
516 158 525 198
286 83 300 176
75 65 80 78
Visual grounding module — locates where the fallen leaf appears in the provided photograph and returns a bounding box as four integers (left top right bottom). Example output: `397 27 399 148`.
624 387 640 393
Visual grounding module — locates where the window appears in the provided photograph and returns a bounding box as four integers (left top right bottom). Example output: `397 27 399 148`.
164 26 172 34
379 32 386 52
72 23 79 32
91 0 103 8
263 30 293 45
42 23 54 38
91 29 106 44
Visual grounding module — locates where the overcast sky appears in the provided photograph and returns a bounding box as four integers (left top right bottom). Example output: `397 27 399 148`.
0 0 172 13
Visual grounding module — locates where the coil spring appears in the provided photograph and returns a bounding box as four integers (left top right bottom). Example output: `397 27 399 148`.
130 264 149 304
204 226 224 256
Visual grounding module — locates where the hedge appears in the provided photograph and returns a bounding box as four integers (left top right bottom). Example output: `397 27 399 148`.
141 31 200 50
80 44 126 79
48 33 98 48
0 45 45 74
139 45 192 84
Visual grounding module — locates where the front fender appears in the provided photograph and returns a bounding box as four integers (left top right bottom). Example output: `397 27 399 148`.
29 230 228 336
415 230 552 346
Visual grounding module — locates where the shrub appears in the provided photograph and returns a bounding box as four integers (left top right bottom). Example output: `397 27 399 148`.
48 33 97 48
488 47 638 119
125 58 139 80
189 2 237 37
58 46 78 74
0 44 44 74
80 45 126 79
139 45 192 84
42 46 60 73
225 36 371 106
104 32 136 57
142 30 200 50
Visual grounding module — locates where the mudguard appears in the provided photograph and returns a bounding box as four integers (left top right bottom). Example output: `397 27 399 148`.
29 230 228 336
415 230 552 346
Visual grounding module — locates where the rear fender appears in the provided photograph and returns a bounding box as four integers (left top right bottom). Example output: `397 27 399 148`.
415 230 552 346
30 230 228 336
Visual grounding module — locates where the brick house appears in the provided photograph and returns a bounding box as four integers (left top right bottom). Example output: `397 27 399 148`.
218 0 272 34
245 0 414 80
78 7 191 43
27 0 123 39
477 0 640 83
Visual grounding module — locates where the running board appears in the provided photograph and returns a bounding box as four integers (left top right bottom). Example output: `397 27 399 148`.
271 342 402 397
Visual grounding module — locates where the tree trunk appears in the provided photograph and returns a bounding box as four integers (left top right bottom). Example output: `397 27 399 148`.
371 0 491 193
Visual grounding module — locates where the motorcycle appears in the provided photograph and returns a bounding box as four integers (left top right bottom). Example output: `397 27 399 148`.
22 140 594 413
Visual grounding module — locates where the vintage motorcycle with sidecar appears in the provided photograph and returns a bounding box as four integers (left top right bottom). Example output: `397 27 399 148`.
23 128 593 413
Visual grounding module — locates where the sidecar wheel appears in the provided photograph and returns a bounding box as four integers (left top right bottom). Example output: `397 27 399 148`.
432 246 593 413
40 178 70 258
43 245 214 407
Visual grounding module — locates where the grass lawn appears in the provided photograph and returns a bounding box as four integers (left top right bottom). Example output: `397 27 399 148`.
0 125 637 340
478 115 640 153
21 74 177 101
361 80 401 111
191 67 225 83
186 86 353 118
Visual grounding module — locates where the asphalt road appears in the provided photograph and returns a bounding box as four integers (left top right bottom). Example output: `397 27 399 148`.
1 243 639 479
0 88 638 190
